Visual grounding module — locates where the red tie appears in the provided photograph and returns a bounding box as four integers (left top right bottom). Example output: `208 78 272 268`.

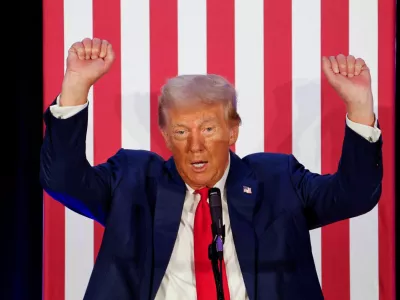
193 187 230 300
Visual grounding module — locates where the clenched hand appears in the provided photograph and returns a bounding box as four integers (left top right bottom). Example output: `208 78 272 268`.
60 38 115 106
322 54 375 126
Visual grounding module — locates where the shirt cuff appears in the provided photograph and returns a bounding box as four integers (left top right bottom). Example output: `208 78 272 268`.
346 114 381 143
49 95 89 119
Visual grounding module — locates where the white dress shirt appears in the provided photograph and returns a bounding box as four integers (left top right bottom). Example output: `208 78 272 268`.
49 98 381 299
154 155 249 299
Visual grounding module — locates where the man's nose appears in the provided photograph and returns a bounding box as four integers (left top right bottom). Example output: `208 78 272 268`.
188 131 205 152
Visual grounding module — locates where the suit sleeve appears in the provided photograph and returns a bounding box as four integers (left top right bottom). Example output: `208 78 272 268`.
40 98 125 226
288 123 383 229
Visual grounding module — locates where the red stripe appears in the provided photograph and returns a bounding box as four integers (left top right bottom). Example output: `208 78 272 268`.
263 0 292 154
378 1 396 299
42 0 65 298
150 0 177 159
320 1 350 299
92 0 122 260
206 0 235 152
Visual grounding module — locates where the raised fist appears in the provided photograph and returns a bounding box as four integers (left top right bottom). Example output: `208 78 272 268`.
60 38 115 106
322 54 374 125
66 37 115 87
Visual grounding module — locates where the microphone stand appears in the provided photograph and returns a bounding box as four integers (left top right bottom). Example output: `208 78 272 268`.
208 224 226 300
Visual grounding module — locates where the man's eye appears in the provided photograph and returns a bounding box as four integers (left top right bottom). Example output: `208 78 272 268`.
203 127 215 134
174 130 187 136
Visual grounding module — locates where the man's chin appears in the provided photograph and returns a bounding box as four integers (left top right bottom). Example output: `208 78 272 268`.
187 173 216 188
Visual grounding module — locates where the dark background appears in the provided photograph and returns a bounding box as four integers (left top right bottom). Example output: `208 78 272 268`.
7 0 399 299
6 0 44 299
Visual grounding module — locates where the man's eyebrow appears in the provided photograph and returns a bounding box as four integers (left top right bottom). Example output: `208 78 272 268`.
172 123 188 128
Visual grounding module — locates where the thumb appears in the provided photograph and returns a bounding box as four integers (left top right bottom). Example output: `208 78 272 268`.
321 56 337 83
321 56 348 89
359 64 371 81
67 47 79 62
103 44 115 70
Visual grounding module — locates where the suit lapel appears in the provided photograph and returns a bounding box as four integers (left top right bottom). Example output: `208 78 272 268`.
226 151 259 300
151 157 186 299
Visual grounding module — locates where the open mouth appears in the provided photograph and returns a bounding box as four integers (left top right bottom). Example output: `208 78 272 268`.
191 161 208 171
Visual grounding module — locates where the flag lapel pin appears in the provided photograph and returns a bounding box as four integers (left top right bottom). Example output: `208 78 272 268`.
243 186 252 194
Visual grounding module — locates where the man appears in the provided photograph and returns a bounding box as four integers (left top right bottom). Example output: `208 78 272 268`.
40 38 382 300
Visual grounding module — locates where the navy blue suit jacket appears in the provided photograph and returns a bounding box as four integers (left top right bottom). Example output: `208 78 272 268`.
40 101 383 300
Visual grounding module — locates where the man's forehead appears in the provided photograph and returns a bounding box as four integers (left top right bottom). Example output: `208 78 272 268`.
167 102 223 117
168 99 223 110
170 114 220 127
165 109 224 128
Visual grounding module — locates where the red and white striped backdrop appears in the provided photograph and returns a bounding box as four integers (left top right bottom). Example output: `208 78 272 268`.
42 0 396 299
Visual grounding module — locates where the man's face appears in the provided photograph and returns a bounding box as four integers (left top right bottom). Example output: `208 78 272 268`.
162 102 238 190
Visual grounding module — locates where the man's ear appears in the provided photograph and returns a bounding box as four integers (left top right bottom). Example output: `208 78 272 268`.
161 129 172 150
228 124 239 146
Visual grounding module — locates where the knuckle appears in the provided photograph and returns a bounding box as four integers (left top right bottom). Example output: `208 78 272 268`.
71 41 82 48
82 37 91 43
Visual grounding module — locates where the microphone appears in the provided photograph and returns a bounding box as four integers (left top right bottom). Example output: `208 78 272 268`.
208 187 226 300
208 187 225 260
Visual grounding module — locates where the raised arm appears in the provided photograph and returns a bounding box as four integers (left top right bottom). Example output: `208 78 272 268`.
290 54 383 229
289 123 382 229
40 38 119 225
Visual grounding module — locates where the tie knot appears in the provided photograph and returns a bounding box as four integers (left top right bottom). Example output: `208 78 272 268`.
194 187 209 201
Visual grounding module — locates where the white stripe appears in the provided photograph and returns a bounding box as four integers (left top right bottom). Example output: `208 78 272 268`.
177 0 207 74
349 1 379 299
63 0 94 299
121 0 150 150
291 0 322 283
234 0 264 156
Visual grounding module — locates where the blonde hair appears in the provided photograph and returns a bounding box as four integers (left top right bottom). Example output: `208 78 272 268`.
158 74 241 128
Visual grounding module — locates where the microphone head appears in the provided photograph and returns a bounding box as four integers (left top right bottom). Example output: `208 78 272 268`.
208 187 222 207
208 187 224 244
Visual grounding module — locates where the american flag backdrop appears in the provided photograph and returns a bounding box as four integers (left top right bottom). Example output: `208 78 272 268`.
42 0 396 299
